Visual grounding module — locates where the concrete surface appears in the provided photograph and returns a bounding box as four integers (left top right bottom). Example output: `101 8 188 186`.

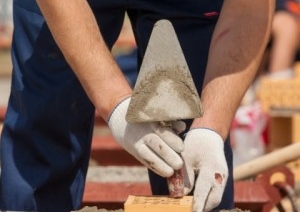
86 166 148 183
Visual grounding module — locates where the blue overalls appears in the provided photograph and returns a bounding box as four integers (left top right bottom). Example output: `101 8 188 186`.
0 0 233 211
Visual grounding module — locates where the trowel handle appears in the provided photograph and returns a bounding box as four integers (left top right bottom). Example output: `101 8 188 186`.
167 168 184 198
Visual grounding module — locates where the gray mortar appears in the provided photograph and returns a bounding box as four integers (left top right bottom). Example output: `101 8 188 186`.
73 206 248 212
126 65 202 123
72 206 123 212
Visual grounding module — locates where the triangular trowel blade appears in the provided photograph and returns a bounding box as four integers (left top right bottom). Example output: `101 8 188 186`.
126 19 203 123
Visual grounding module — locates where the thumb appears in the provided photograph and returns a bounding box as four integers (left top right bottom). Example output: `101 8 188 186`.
193 167 213 212
150 123 184 152
171 121 186 134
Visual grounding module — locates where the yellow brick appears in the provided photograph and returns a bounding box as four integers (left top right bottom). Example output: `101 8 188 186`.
294 62 300 78
257 78 300 112
124 195 193 212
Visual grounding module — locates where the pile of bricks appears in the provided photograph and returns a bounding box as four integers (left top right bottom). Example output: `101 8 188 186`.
257 63 300 112
256 64 300 152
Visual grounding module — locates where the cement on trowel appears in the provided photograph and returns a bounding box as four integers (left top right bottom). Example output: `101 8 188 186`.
126 19 202 123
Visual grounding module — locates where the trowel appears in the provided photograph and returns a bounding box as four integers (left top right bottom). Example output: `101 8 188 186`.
125 19 203 197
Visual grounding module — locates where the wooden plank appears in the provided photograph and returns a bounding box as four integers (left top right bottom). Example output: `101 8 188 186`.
268 113 300 150
269 116 292 150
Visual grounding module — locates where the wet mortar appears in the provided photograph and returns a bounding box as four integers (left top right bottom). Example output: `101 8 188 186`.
73 206 248 212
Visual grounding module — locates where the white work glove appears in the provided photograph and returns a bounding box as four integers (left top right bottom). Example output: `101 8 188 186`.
182 128 228 212
108 97 186 177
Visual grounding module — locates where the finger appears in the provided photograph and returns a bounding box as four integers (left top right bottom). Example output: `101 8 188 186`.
204 185 224 212
150 123 184 152
144 134 183 170
171 121 186 134
136 141 174 177
203 171 227 211
193 168 214 212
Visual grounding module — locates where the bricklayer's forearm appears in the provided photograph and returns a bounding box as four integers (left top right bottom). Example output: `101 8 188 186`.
191 0 275 140
36 0 132 121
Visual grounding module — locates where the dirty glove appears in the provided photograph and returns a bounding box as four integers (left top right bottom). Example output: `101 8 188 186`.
182 128 228 212
108 98 186 177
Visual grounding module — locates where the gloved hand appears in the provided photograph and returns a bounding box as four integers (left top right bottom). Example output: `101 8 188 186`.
182 128 228 212
108 97 186 177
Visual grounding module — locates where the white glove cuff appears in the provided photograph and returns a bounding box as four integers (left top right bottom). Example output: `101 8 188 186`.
108 97 131 138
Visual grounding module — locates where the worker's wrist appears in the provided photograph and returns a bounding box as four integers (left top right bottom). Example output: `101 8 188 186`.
190 117 229 141
107 96 131 123
97 92 132 122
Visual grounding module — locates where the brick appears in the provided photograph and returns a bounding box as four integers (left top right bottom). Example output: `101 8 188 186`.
82 182 151 209
124 195 193 212
268 113 300 150
0 106 6 122
257 78 300 112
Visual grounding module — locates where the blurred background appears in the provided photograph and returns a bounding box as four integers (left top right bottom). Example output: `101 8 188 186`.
0 0 12 50
0 0 12 107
